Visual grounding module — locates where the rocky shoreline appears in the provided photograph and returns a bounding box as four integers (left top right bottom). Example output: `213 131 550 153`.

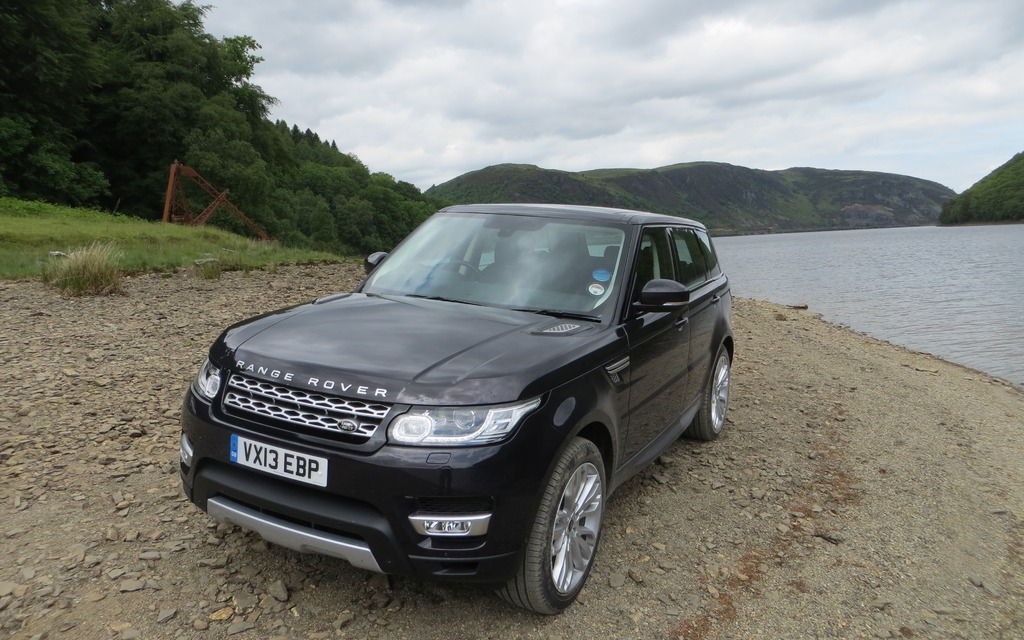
1 263 1021 639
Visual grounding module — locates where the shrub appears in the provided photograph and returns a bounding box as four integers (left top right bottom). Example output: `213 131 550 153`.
194 258 222 280
42 242 123 295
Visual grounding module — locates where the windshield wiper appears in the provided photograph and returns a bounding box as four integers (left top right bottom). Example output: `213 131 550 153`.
403 294 482 306
511 308 601 322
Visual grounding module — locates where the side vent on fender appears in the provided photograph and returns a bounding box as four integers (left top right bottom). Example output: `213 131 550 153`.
603 356 630 384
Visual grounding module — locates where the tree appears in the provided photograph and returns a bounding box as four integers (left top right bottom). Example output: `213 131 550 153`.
0 0 108 202
81 0 280 215
293 189 336 247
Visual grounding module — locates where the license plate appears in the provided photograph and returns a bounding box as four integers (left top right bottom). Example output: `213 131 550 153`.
229 434 328 487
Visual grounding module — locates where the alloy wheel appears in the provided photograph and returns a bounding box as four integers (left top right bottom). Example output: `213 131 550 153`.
550 462 603 594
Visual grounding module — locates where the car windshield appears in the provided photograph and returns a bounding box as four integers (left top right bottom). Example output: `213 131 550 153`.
362 213 628 321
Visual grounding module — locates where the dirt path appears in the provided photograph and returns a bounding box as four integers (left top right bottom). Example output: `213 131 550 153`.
1 264 1021 639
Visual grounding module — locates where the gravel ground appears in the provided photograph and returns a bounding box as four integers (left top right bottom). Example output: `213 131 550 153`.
1 263 1022 640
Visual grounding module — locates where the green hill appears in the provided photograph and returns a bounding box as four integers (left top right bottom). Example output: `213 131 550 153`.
426 162 955 233
940 152 1024 224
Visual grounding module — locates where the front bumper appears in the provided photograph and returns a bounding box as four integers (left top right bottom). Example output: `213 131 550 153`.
179 390 561 583
206 495 382 572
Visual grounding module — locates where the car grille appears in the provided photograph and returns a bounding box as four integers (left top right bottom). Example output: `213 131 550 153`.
223 373 390 442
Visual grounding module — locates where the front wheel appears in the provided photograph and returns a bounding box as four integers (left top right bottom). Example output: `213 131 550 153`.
687 345 731 441
497 437 605 614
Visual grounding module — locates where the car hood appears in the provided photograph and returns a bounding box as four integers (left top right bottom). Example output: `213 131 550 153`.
211 293 619 405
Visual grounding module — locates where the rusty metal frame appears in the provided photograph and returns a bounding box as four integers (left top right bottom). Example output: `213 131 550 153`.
162 161 271 241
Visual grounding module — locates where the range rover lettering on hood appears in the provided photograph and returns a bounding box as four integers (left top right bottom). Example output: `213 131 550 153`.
235 360 389 399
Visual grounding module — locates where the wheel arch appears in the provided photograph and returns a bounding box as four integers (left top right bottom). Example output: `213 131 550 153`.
574 421 614 486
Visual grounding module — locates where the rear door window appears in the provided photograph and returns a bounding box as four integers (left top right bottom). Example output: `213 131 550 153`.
671 228 709 289
694 229 722 279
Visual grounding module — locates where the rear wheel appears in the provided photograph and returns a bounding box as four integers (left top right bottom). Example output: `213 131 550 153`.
687 345 731 441
497 437 605 614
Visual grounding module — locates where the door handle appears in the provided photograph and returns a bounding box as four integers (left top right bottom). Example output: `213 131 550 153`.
711 295 721 304
675 316 689 330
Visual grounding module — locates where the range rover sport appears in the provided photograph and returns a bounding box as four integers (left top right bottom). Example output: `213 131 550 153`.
179 203 733 614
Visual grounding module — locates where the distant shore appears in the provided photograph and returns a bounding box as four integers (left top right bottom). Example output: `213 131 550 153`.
715 217 1024 237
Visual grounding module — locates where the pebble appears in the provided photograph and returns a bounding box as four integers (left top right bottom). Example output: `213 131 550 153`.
982 582 1004 597
233 590 259 612
334 611 355 628
209 606 234 621
268 579 289 602
157 607 177 623
227 621 256 635
118 579 145 592
367 574 390 590
969 576 1004 597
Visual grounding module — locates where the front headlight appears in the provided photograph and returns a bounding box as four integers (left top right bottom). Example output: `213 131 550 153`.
388 397 541 446
191 358 222 400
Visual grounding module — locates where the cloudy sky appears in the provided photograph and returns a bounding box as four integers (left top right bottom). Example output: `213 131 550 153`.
202 0 1024 193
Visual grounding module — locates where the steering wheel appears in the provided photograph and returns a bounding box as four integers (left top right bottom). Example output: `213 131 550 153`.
439 260 481 274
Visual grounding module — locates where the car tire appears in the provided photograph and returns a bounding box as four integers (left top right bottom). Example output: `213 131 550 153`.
497 437 605 614
686 345 731 441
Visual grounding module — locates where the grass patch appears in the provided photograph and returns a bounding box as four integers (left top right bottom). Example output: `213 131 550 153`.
0 196 344 280
194 258 223 280
42 242 123 295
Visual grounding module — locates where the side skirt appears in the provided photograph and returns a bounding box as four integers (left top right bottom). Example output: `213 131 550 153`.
608 397 700 494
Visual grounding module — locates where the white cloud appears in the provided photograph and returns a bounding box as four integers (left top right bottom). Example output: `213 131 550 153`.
203 0 1024 192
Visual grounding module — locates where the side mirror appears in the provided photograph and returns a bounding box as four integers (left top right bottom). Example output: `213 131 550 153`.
364 251 388 275
635 279 689 311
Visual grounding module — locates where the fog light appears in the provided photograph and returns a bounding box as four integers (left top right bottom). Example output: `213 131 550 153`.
426 520 471 535
180 433 195 468
409 513 491 537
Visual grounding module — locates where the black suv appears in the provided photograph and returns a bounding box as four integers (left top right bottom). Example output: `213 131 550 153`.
179 203 733 613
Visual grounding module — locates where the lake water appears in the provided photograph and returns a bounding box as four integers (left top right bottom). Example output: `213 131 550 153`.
713 225 1024 386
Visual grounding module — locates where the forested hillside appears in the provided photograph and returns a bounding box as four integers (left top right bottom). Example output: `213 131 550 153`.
940 152 1024 224
0 0 439 253
427 163 955 233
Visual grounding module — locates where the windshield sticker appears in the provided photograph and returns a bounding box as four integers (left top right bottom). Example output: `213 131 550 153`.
592 268 611 282
588 283 605 296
